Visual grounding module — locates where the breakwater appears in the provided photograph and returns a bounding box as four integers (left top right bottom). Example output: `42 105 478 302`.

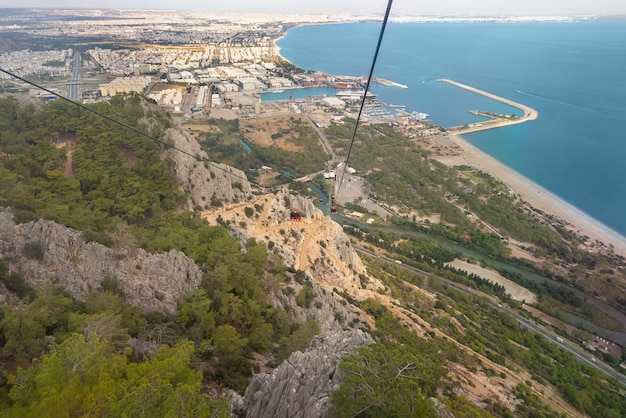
439 78 538 133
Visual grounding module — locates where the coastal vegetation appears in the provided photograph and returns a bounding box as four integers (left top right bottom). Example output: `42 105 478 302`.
326 120 566 253
324 119 626 325
329 314 490 418
337 256 626 418
1 94 625 417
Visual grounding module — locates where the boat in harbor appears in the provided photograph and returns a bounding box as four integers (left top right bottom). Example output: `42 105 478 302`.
410 111 430 121
336 89 377 100
396 109 430 121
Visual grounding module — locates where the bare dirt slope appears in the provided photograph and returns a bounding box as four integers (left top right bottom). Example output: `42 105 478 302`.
240 115 308 151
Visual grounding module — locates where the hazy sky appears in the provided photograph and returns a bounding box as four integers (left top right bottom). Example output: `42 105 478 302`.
3 0 626 16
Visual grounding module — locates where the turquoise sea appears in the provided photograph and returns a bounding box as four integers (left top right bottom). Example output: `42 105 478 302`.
276 20 626 239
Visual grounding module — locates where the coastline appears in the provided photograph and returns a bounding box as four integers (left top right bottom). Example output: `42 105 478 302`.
272 20 355 64
273 34 626 258
272 33 287 62
432 79 626 257
441 133 626 258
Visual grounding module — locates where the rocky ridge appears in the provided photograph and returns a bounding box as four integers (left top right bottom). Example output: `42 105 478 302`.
242 329 374 418
0 207 202 314
164 127 254 211
201 190 384 332
205 190 375 290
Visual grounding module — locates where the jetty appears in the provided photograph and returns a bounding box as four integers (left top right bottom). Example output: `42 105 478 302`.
362 76 408 89
439 78 538 134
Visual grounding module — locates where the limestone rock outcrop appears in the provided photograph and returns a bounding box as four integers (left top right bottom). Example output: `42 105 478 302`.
164 128 254 211
243 329 373 418
202 190 381 332
0 207 202 314
258 190 369 281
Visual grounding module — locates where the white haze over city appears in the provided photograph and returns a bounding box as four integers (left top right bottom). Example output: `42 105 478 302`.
1 0 626 17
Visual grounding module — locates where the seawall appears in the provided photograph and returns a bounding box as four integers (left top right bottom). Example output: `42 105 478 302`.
439 78 538 133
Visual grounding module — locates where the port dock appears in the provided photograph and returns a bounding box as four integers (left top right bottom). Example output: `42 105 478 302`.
371 77 408 88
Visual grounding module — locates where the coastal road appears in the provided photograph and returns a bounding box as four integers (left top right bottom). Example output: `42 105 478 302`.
67 53 82 101
353 245 626 387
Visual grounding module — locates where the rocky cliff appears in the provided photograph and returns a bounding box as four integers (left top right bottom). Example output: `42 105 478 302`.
164 127 254 211
243 329 374 418
215 189 374 291
201 190 383 332
0 207 202 314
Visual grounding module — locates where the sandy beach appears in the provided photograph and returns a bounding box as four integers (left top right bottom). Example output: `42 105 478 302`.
272 34 285 61
438 135 626 258
432 79 626 257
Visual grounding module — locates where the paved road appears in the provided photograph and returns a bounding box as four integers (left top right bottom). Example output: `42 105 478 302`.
353 245 626 387
67 53 81 101
502 306 626 386
294 169 325 183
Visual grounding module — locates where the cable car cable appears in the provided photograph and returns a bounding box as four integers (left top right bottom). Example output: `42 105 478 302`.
0 67 259 189
335 0 393 202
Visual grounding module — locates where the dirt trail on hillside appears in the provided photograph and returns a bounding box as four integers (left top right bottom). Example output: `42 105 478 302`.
200 195 582 417
202 194 332 271
52 140 75 178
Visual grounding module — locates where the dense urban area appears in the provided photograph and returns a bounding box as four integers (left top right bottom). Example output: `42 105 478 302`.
0 9 432 125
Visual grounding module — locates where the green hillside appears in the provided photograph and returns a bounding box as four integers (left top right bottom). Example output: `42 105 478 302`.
0 96 314 415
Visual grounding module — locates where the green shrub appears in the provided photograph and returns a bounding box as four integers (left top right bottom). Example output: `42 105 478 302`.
296 285 314 308
12 209 38 224
101 276 124 296
22 241 44 260
0 269 36 300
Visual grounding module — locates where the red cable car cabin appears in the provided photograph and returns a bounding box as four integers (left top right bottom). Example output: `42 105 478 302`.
290 209 302 222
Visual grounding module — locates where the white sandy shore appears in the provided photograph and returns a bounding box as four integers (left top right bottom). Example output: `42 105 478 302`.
439 135 626 258
435 78 626 258
272 35 285 60
272 38 626 258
